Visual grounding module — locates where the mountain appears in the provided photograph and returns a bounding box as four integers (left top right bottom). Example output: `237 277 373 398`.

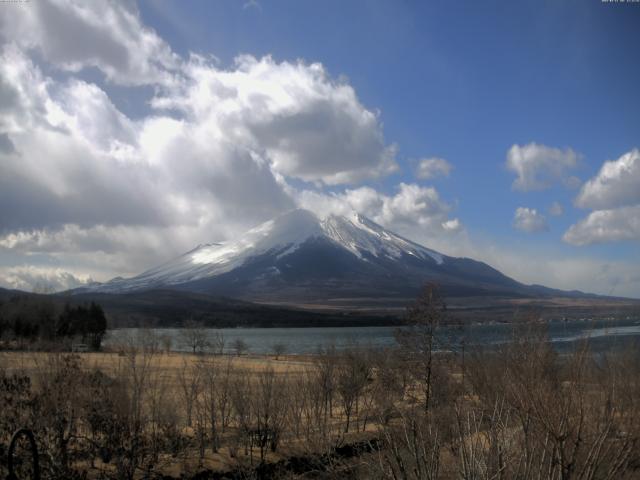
80 209 585 305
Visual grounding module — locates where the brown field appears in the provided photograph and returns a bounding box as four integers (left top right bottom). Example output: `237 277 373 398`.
2 320 640 479
0 350 315 377
0 348 383 478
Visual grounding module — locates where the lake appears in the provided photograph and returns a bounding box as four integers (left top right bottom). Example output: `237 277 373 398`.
106 317 640 355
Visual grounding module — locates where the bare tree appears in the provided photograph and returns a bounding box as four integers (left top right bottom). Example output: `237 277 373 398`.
271 342 287 360
396 283 446 413
375 407 442 480
33 354 85 478
229 367 253 457
210 330 225 355
179 320 210 354
232 338 249 356
370 347 407 426
250 367 287 461
314 344 337 424
112 335 160 480
159 333 173 354
196 356 234 453
177 358 201 428
216 357 235 432
458 324 640 480
336 348 371 433
292 368 331 447
145 358 179 473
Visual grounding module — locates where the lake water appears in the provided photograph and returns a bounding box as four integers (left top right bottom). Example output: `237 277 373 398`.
106 317 640 355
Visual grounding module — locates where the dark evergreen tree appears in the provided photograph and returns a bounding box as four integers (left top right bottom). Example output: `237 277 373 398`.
87 302 107 350
0 296 108 350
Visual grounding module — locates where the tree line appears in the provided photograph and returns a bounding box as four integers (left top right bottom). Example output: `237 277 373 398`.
0 295 107 350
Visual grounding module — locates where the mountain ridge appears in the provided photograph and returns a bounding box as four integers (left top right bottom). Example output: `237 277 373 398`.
74 209 608 303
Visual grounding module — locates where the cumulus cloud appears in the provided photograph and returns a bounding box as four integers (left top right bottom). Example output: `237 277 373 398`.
152 54 399 185
575 149 640 210
563 205 640 246
0 0 180 86
564 149 640 246
0 45 399 233
415 157 452 180
296 183 463 239
9 1 633 298
0 0 443 289
513 207 548 233
506 143 580 191
0 46 294 238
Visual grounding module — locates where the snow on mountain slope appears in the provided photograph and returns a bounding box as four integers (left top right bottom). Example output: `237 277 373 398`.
90 209 448 293
193 209 323 266
322 212 444 264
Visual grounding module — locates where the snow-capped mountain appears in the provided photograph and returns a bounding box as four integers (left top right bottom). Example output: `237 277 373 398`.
84 209 539 302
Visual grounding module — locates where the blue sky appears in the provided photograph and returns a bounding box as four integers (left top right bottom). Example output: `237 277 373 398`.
141 0 639 233
0 0 638 296
145 0 640 286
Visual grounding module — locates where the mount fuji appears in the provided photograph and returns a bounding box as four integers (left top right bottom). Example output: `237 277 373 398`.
80 209 578 305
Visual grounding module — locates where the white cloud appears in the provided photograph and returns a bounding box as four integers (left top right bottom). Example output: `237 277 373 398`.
564 149 640 246
396 231 640 298
506 142 579 191
415 157 452 180
0 32 397 216
575 149 640 210
513 207 548 233
549 201 563 216
152 54 399 185
464 243 640 298
0 223 219 284
0 265 93 292
0 1 404 284
563 205 640 246
0 0 180 86
1 1 635 298
442 218 462 232
243 0 262 10
296 182 463 240
0 63 257 270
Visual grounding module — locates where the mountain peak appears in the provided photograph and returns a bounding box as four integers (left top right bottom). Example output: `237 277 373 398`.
85 209 451 294
274 207 320 223
72 209 603 303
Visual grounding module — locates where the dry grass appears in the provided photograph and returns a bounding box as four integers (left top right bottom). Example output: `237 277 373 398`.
0 348 379 479
0 350 313 378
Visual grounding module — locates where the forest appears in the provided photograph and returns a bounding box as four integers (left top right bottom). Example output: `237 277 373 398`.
0 295 107 351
